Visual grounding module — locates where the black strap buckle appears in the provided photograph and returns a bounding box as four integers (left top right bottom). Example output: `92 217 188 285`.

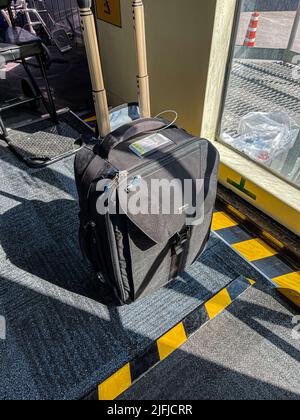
173 227 190 256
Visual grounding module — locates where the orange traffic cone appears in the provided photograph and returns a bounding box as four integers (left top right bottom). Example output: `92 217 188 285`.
244 12 260 47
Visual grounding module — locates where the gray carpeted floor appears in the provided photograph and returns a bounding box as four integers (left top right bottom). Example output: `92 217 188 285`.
120 286 300 401
0 140 268 400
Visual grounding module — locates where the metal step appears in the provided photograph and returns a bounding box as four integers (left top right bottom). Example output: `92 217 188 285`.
5 109 93 167
0 96 40 112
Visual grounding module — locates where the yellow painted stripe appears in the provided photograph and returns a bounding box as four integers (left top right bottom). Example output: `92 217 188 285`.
84 115 97 123
205 288 232 319
219 163 300 237
157 323 187 361
233 238 278 262
226 205 247 221
97 279 256 400
273 272 300 294
212 211 238 231
278 288 300 308
277 289 300 308
261 231 285 251
274 271 300 307
98 363 132 401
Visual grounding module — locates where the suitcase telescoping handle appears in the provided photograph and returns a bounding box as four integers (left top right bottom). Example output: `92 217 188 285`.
132 0 151 119
77 0 151 138
77 0 110 138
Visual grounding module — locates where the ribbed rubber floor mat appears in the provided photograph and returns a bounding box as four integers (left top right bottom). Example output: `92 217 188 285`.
7 111 92 167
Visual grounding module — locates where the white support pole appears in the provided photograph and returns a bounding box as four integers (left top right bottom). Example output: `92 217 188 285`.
1 10 12 27
132 0 151 118
77 0 110 137
22 1 36 35
288 2 300 51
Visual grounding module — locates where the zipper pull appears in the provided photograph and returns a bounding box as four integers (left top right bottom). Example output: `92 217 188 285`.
103 171 128 194
126 175 142 193
115 171 128 190
84 220 96 230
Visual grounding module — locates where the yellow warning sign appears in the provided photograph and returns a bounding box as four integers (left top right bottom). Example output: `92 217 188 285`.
96 0 122 28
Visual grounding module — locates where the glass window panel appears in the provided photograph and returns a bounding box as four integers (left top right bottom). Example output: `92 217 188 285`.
219 0 300 188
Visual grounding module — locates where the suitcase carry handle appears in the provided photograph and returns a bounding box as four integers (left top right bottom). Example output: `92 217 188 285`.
78 0 151 138
99 117 176 158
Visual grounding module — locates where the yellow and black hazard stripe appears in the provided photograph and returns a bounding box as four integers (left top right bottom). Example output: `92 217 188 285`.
84 115 97 133
212 205 300 309
84 277 254 401
84 115 97 123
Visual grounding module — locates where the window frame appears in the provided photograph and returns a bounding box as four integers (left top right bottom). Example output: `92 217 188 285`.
216 0 300 191
201 0 300 235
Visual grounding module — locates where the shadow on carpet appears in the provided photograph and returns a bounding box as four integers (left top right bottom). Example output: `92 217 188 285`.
0 142 266 400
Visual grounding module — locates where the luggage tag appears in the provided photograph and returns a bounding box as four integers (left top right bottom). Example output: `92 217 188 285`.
129 133 173 158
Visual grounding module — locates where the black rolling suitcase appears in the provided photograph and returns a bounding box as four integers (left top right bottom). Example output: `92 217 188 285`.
75 0 220 305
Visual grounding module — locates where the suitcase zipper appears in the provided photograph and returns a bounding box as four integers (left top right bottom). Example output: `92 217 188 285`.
104 196 128 303
107 137 201 190
127 137 200 179
107 137 202 194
